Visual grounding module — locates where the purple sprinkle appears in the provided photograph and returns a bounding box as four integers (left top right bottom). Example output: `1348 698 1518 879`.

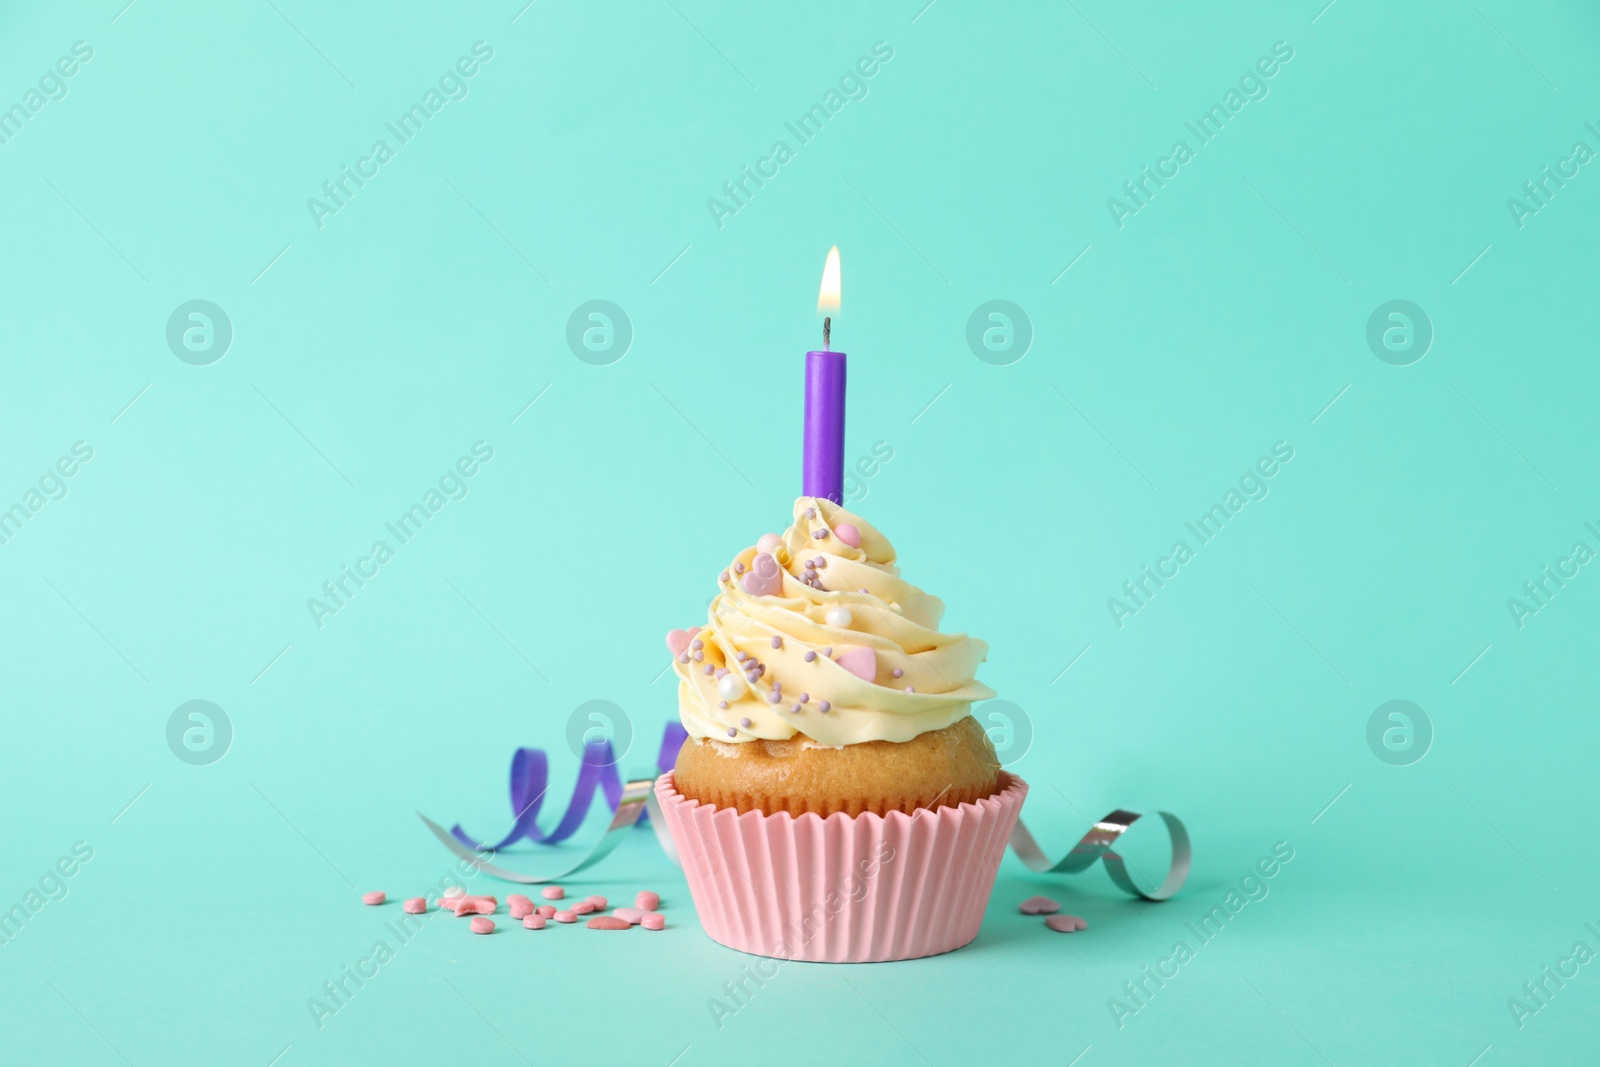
720 572 729 583
859 587 869 593
746 672 759 684
734 561 745 574
719 700 728 709
771 680 781 691
727 727 737 737
806 507 816 518
814 530 829 539
691 639 703 650
804 651 816 662
678 653 689 664
736 651 748 662
771 636 781 649
703 665 714 675
816 558 826 569
790 703 802 712
693 651 704 661
799 693 809 703
768 690 782 704
904 686 915 693
715 668 729 679
818 701 831 713
892 668 903 678
822 647 832 656
740 717 752 728
756 664 766 676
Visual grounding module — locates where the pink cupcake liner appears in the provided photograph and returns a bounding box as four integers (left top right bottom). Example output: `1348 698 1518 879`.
655 771 1028 963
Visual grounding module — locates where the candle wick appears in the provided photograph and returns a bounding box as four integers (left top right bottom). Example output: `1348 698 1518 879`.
823 316 831 351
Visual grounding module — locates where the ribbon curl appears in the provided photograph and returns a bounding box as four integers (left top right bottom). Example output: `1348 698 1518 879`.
421 723 1190 900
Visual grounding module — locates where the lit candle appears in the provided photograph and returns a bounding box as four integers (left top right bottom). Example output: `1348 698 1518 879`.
804 246 844 503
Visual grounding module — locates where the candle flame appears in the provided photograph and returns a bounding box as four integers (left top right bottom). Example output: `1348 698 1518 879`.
817 245 841 314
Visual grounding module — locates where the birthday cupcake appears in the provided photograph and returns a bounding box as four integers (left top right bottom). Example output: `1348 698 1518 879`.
656 497 1027 962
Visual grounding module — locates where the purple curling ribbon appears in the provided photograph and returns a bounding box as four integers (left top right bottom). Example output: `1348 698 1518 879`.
449 722 686 852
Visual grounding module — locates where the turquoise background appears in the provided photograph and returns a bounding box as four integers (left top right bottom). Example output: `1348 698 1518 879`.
3 0 1599 1063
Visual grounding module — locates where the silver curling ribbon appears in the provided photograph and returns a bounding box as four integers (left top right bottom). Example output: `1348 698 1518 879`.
1009 808 1191 901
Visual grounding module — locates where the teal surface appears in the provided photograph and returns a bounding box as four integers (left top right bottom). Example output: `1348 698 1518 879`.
3 1 1598 1064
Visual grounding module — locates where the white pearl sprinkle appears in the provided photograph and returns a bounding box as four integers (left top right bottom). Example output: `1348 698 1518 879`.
717 675 744 701
825 606 853 628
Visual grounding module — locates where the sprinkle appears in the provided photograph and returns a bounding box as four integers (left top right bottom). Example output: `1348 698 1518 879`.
768 690 782 704
799 693 809 702
536 905 557 918
522 915 546 929
814 529 829 539
362 891 386 906
703 664 714 675
613 907 644 924
806 507 816 518
720 572 729 583
740 717 752 727
771 679 781 690
403 897 426 914
678 653 689 663
734 561 745 574
790 703 801 712
719 700 728 709
736 651 748 661
892 669 903 678
818 701 831 712
693 651 703 661
859 587 869 593
542 886 565 900
636 891 660 911
587 916 632 930
691 639 703 650
470 917 495 934
905 686 915 693
642 913 665 931
1045 915 1088 933
553 910 577 923
573 901 597 915
746 672 759 684
727 727 736 737
804 651 816 662
771 636 781 648
822 647 832 656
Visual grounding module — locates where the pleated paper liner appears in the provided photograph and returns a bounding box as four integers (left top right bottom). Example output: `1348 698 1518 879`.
655 771 1027 963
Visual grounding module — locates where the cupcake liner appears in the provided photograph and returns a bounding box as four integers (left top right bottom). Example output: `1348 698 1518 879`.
656 771 1028 963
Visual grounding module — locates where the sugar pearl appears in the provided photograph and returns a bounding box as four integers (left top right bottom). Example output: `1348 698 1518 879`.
727 727 737 737
892 669 903 678
825 607 853 628
771 636 781 648
819 701 831 712
740 717 752 727
717 675 744 701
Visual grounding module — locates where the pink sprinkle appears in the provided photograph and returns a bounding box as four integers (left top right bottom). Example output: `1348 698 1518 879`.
1019 895 1060 915
402 897 426 914
553 910 577 923
635 890 660 912
536 905 557 919
470 917 495 934
541 886 565 900
361 891 386 906
585 895 608 910
573 901 597 915
459 899 496 916
1045 915 1087 933
509 899 533 919
522 915 546 930
612 907 644 925
587 916 632 930
507 893 532 909
642 913 665 931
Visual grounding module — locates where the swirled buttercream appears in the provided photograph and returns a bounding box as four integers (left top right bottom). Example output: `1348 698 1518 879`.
669 498 993 746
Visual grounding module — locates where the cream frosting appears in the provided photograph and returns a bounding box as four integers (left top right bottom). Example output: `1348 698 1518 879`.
670 498 993 746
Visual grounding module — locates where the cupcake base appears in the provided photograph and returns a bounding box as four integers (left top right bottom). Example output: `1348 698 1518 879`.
655 770 1028 963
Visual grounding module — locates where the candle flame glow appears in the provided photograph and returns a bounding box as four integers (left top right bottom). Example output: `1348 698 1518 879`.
817 245 841 314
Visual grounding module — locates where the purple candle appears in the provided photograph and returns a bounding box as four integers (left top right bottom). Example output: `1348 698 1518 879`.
804 247 845 502
804 349 845 502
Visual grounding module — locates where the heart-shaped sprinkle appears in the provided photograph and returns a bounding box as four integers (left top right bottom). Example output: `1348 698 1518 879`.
835 646 876 682
1019 895 1060 915
665 627 699 657
740 552 783 596
1045 914 1087 933
834 522 861 548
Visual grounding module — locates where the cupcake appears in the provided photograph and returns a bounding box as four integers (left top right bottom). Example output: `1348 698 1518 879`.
657 497 1027 962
